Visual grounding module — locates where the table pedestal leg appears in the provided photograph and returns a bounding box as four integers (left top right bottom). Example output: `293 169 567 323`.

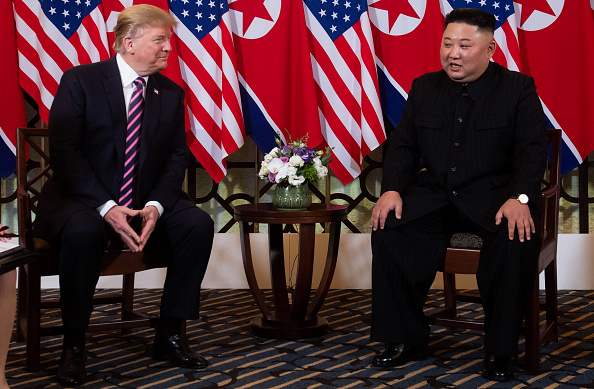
247 221 341 339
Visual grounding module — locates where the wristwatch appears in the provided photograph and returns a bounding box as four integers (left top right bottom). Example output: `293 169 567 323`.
512 194 529 204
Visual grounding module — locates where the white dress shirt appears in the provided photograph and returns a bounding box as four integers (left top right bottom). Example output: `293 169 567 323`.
96 54 164 218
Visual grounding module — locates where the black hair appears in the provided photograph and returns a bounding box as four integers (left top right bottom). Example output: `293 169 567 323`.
444 8 496 34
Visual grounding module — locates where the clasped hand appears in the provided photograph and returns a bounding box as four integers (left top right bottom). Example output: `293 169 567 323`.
104 205 159 252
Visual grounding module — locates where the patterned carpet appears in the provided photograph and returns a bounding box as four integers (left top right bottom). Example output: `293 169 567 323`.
6 289 594 388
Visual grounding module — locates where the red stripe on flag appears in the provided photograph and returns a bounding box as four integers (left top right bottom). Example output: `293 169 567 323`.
186 130 226 183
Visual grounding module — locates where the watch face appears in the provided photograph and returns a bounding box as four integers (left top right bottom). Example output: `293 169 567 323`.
518 194 529 204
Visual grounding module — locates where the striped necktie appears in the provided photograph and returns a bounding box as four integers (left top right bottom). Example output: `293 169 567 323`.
119 77 145 209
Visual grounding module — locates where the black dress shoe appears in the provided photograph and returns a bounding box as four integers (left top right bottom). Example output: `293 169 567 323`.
56 346 87 387
371 343 428 368
483 353 515 381
153 334 208 369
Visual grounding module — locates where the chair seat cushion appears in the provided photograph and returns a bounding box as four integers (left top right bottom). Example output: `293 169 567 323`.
449 232 484 249
33 238 54 252
33 237 128 252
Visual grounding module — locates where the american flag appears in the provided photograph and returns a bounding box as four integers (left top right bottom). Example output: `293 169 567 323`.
442 0 522 72
13 0 110 123
303 0 386 185
169 0 245 183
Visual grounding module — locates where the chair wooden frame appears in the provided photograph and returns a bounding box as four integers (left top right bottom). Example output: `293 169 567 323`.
427 128 561 374
15 127 172 371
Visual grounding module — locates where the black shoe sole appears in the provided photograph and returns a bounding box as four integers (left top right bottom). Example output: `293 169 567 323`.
482 371 515 382
371 351 429 368
56 376 87 387
152 353 208 369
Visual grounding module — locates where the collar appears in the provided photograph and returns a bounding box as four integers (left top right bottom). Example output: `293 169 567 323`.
116 53 149 89
445 61 496 101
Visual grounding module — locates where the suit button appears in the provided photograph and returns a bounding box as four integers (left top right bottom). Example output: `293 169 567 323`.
457 117 463 123
452 190 458 196
116 179 122 184
454 142 460 147
451 167 457 172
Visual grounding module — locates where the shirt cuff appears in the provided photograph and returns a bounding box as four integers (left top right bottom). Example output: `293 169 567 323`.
145 201 164 218
97 200 118 218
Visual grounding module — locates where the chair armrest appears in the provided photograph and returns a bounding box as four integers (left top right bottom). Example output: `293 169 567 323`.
16 186 35 250
540 186 559 200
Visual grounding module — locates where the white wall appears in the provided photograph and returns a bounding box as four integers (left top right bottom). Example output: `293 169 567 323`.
40 233 594 290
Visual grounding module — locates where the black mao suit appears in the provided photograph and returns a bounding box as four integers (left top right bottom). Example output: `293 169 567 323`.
371 62 548 356
34 56 214 330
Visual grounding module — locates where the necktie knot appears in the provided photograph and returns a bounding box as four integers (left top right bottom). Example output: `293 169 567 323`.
133 77 145 90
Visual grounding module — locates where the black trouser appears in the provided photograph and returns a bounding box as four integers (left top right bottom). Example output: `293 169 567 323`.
56 204 214 330
370 205 541 357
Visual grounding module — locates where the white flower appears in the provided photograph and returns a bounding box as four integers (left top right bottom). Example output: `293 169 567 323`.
276 164 289 180
267 157 285 174
313 156 322 167
258 165 269 178
287 166 298 177
264 154 273 163
289 155 304 167
269 147 280 156
316 165 328 179
289 175 305 186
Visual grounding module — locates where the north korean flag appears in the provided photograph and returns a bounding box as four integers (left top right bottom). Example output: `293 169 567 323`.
0 1 26 179
517 0 594 174
228 0 322 153
368 0 443 128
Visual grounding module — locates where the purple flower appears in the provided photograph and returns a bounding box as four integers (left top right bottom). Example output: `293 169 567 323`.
282 145 293 154
268 173 277 183
280 156 289 163
294 147 312 162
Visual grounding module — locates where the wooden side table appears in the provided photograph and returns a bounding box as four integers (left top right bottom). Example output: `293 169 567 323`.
234 203 347 339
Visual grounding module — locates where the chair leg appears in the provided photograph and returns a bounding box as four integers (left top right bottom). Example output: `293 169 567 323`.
121 274 135 334
545 260 559 342
15 267 28 342
524 277 540 374
442 272 457 318
26 266 42 372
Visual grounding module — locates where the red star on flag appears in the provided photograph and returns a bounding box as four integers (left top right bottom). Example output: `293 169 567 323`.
515 0 556 26
369 0 420 31
229 0 274 35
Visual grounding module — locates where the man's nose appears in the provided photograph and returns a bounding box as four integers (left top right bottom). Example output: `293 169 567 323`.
163 38 172 52
450 47 460 59
450 46 460 58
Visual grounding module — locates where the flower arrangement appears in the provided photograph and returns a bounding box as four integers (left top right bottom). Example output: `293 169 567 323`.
258 135 332 187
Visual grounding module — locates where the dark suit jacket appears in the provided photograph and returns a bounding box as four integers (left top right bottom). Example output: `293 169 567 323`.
35 56 195 239
382 62 548 232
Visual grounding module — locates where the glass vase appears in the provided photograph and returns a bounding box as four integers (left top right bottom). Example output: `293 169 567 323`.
273 184 312 211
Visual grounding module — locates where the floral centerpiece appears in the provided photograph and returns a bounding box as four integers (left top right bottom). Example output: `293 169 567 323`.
259 135 332 210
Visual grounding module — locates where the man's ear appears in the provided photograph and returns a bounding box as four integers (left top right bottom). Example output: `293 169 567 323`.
487 39 497 59
122 36 134 54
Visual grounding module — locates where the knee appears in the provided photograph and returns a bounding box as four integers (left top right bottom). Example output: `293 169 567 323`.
183 208 214 238
61 217 106 248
